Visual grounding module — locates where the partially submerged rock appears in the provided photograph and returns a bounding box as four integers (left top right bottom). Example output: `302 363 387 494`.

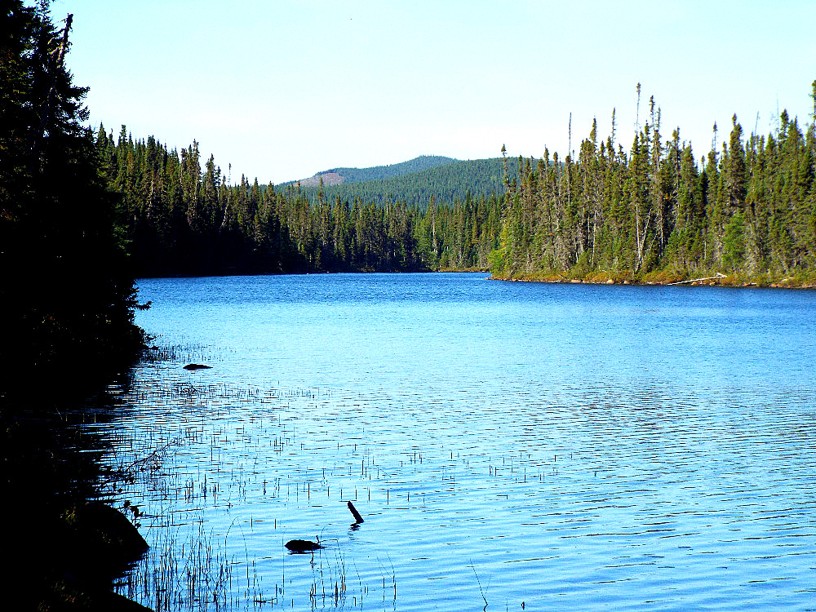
69 501 149 576
36 501 152 610
285 538 322 553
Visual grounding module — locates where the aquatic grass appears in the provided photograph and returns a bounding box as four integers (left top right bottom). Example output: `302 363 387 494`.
119 515 271 611
141 341 214 365
377 555 398 607
102 370 407 610
470 561 489 611
100 368 696 610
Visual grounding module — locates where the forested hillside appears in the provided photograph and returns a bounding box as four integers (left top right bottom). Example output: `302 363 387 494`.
291 155 455 187
289 157 517 207
98 128 501 275
492 89 816 285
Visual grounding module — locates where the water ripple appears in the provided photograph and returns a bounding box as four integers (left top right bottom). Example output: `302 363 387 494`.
92 274 816 611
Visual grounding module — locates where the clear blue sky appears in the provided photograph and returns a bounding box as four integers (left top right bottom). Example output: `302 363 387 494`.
55 0 815 185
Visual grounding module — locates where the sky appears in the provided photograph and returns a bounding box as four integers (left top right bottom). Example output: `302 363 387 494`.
54 0 815 185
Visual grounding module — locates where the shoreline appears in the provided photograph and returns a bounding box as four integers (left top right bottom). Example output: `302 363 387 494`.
489 271 816 290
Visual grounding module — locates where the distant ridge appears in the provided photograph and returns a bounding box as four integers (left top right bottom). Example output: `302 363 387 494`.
278 156 524 209
288 155 457 188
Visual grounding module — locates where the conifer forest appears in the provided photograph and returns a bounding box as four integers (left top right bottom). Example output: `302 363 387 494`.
102 87 816 286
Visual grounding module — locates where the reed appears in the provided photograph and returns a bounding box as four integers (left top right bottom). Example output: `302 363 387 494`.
102 359 399 609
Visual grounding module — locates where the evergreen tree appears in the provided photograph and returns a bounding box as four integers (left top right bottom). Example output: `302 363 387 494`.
75 78 816 285
0 2 144 385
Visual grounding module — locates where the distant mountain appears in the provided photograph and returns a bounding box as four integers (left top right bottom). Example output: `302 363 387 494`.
279 156 523 208
289 155 457 188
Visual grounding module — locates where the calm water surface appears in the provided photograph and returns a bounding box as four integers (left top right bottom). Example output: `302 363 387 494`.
96 273 816 610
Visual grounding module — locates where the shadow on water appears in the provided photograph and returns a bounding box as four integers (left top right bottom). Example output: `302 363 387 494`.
0 372 151 611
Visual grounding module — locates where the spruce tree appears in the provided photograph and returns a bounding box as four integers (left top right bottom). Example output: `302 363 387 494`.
0 2 143 387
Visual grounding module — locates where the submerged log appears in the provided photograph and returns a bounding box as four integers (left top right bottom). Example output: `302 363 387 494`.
285 538 322 553
347 501 364 524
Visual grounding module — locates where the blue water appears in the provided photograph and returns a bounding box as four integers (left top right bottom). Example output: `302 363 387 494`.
97 273 816 610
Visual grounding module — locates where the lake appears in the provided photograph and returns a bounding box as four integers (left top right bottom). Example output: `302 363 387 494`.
93 272 816 610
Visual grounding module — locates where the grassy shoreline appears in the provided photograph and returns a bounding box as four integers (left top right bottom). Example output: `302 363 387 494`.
490 269 816 289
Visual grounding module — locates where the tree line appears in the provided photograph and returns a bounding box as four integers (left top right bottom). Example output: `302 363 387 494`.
97 128 503 276
491 87 816 284
102 84 816 285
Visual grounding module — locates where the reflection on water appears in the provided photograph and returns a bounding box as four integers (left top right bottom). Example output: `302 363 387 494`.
92 273 816 610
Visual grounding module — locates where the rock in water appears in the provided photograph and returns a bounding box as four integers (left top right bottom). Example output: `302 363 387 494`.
69 501 149 578
285 539 322 553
